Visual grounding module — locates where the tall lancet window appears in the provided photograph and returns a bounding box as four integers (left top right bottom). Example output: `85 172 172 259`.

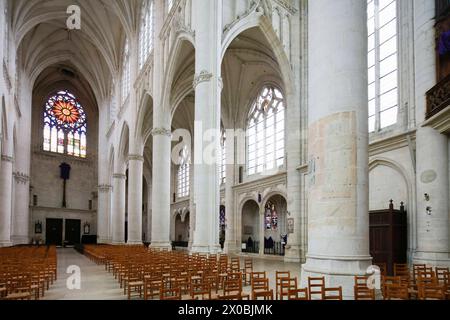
247 86 285 176
122 38 131 103
367 0 398 132
139 0 154 70
43 90 87 158
177 145 190 198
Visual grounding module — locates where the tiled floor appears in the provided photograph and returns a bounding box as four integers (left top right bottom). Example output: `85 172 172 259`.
43 248 301 300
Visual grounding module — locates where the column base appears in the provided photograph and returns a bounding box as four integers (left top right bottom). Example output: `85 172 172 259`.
0 240 13 247
284 244 304 263
413 251 450 267
126 240 143 245
191 244 210 254
149 241 172 251
300 254 373 300
224 241 240 255
11 236 30 246
111 241 125 245
97 237 110 244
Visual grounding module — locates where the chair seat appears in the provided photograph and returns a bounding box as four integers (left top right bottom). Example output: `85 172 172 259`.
5 292 31 300
129 281 144 286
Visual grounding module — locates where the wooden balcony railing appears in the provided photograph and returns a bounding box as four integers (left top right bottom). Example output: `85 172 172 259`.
426 73 450 119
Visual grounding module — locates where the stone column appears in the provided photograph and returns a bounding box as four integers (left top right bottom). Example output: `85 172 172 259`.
284 0 305 263
97 184 112 244
112 173 126 244
149 0 171 250
259 206 265 256
191 0 222 253
413 0 449 266
12 172 30 244
150 128 172 249
301 0 371 299
127 154 144 244
224 130 237 253
0 155 13 247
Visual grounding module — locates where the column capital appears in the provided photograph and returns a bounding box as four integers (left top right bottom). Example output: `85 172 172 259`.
1 155 14 163
193 70 213 89
113 173 126 180
98 184 112 193
151 127 172 137
13 172 30 184
128 154 144 162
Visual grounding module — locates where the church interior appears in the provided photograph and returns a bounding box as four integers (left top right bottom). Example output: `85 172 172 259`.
0 0 450 301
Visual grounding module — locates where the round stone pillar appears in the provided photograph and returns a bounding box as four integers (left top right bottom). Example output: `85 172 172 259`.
127 155 144 244
0 155 13 247
112 173 126 244
301 0 372 299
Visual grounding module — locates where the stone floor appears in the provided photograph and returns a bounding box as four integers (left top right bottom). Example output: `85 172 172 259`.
43 248 301 300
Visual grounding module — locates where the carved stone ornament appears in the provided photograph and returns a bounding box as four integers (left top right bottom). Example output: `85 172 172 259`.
98 184 112 193
193 70 213 89
151 127 172 137
13 172 30 184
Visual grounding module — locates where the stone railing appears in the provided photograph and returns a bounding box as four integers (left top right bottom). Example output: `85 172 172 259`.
426 73 450 119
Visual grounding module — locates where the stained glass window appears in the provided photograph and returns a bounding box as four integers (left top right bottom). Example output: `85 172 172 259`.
139 0 154 70
367 0 398 132
43 90 87 158
247 86 285 176
265 201 278 230
177 145 190 198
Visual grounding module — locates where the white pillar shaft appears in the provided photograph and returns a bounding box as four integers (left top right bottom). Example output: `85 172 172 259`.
112 175 126 244
0 156 13 247
412 0 450 266
97 186 111 244
127 157 143 244
191 0 222 253
302 0 370 298
224 133 236 253
12 177 30 244
150 131 171 249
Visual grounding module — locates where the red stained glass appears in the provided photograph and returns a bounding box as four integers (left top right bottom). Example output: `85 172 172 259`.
52 101 80 124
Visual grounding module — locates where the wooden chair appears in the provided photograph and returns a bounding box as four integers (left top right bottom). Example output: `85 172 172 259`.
288 288 309 300
354 276 375 300
160 287 181 300
321 287 343 300
417 270 445 300
384 284 409 300
435 267 450 284
242 259 253 286
275 271 290 300
251 278 272 300
381 276 402 299
4 273 32 300
219 273 249 300
280 277 297 300
308 276 325 300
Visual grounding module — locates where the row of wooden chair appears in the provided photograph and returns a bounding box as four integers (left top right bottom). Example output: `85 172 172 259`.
0 246 57 300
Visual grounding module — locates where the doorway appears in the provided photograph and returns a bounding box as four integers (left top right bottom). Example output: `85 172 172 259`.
65 219 81 245
46 218 63 246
